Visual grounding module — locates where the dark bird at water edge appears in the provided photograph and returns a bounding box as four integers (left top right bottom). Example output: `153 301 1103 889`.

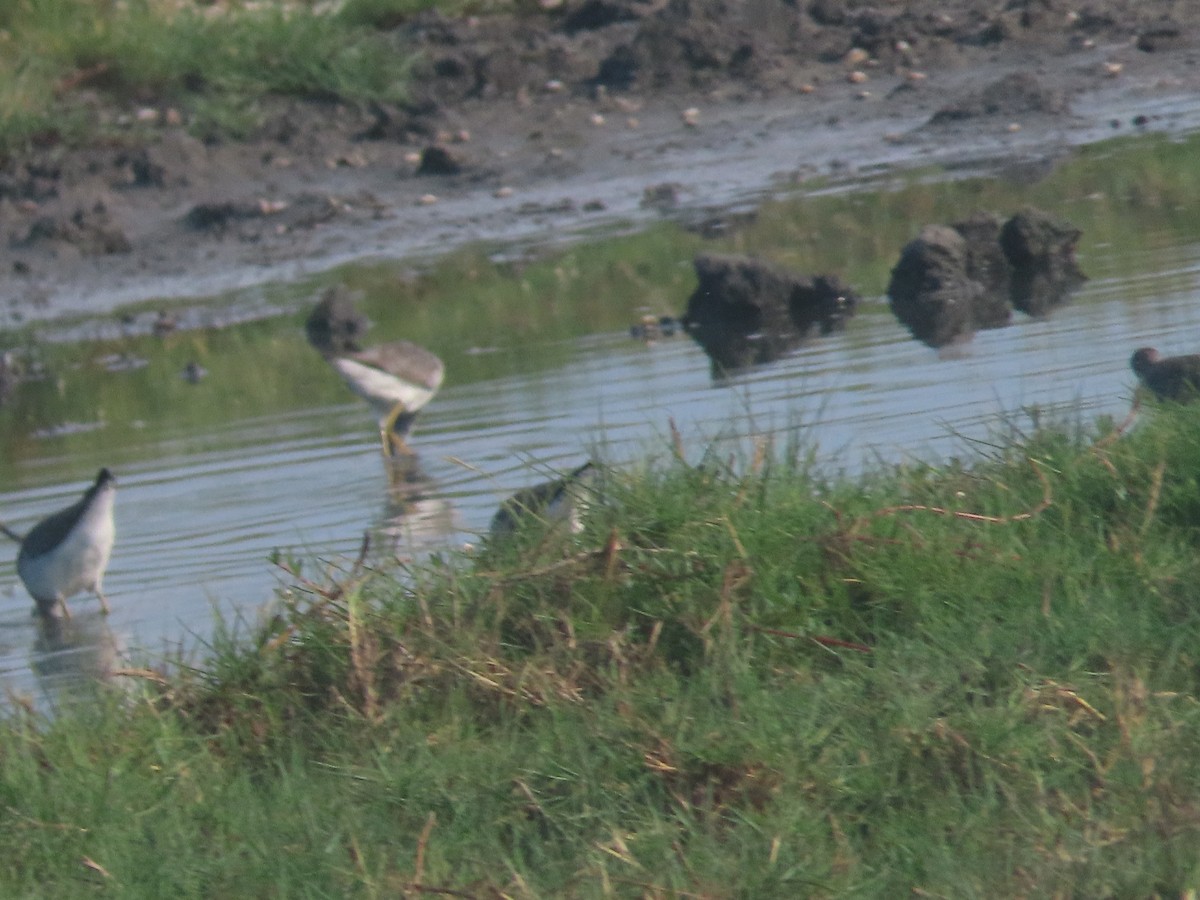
1131 347 1200 402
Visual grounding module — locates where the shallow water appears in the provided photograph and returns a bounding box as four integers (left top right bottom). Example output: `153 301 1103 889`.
4 146 1200 709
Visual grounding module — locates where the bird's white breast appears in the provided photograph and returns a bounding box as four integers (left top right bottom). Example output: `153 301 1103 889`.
18 486 115 602
333 357 438 421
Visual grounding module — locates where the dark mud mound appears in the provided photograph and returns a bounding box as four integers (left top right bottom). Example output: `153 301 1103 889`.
999 208 1087 316
888 207 1086 348
929 71 1069 125
683 253 858 374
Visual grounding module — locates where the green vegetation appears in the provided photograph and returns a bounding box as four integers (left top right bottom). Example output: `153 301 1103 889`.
5 401 1200 895
0 0 440 152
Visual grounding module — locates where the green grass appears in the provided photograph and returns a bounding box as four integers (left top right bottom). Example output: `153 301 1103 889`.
6 402 1200 895
0 0 428 152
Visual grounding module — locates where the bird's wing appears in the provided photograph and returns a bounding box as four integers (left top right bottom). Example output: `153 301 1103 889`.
17 497 88 561
350 342 445 391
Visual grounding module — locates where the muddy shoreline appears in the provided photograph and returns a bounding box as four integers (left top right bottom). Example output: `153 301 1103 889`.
2 1 1199 330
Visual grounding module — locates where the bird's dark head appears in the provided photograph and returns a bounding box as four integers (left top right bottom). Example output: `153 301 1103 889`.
1131 347 1161 377
306 287 369 356
95 468 116 488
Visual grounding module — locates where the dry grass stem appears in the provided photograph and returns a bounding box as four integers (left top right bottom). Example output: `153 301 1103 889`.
872 457 1051 524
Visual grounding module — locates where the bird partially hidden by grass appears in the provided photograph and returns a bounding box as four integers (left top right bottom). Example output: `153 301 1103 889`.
2 469 117 620
489 461 599 540
1131 347 1200 402
306 287 445 458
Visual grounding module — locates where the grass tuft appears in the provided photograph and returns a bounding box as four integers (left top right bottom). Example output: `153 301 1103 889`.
0 0 414 152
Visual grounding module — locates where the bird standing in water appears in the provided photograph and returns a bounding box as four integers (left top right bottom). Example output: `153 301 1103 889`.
1131 347 1200 402
9 468 117 620
306 288 445 458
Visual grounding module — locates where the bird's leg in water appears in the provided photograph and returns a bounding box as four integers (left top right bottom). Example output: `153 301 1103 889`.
381 400 413 459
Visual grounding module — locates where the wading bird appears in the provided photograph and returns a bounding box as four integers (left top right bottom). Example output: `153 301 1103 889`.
1131 347 1200 402
306 288 445 458
7 469 117 619
489 461 598 539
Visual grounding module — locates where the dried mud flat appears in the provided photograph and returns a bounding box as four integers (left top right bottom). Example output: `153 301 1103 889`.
2 0 1200 330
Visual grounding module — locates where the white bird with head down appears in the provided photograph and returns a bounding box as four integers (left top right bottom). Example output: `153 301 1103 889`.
9 468 117 619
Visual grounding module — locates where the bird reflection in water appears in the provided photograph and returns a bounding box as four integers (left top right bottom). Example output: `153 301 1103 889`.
374 454 457 560
31 610 129 708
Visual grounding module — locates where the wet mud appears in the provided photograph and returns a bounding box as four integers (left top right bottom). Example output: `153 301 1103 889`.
2 0 1200 326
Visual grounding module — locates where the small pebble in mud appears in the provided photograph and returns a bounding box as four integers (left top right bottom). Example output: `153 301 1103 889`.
1006 122 1022 132
626 117 640 129
590 113 606 126
844 48 870 66
494 186 514 198
403 151 421 166
1103 61 1123 77
545 79 564 93
907 71 927 83
417 194 439 206
847 70 869 84
681 107 701 127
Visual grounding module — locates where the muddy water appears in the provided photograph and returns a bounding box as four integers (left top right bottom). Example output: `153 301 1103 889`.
4 166 1200 709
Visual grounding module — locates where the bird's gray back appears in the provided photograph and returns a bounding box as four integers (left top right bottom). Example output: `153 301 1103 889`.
350 341 445 391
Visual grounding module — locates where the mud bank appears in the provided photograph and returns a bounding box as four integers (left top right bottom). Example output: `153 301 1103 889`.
2 0 1199 329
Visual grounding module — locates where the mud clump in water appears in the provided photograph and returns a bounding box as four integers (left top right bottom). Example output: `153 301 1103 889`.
887 207 1087 348
1000 208 1088 317
683 253 858 374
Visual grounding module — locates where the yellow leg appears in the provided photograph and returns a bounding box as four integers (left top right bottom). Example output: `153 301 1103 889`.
379 400 412 458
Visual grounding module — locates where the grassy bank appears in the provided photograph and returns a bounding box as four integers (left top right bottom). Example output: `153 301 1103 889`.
0 0 448 152
4 400 1200 896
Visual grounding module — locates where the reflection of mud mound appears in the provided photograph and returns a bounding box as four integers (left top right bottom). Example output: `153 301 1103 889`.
928 72 1068 125
682 253 858 374
887 207 1086 348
